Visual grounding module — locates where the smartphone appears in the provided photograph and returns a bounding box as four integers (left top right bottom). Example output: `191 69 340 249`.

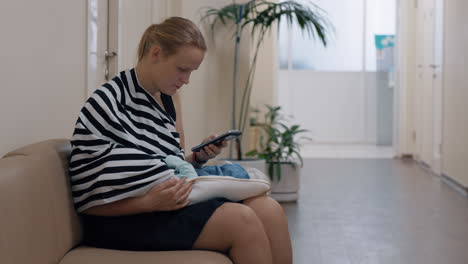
191 130 242 152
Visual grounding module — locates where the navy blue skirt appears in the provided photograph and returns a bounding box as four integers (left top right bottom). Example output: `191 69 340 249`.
80 198 232 251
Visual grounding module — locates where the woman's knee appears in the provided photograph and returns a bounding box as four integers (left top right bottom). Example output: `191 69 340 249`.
218 203 264 230
193 202 266 250
244 196 287 218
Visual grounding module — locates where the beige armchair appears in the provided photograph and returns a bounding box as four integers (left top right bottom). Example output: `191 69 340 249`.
0 139 231 264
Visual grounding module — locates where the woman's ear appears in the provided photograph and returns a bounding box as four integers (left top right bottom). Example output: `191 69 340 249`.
149 45 162 62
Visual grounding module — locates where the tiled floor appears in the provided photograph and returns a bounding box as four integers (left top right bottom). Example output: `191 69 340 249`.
282 158 468 264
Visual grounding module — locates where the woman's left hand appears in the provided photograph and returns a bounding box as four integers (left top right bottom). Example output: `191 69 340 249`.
194 134 228 163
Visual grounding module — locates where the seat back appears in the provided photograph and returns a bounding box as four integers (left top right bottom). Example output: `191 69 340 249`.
0 139 81 264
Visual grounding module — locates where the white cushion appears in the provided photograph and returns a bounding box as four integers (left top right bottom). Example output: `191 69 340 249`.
186 176 271 205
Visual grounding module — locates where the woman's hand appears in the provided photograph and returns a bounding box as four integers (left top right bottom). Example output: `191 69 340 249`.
142 177 193 212
194 134 228 163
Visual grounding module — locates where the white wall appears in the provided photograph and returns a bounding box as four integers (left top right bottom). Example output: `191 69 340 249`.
442 0 468 187
279 71 380 143
0 1 87 156
251 20 278 112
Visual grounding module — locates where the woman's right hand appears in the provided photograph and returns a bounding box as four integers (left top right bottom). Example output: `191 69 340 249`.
142 177 193 212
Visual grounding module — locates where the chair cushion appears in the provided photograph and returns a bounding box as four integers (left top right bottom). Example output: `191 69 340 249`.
60 247 232 264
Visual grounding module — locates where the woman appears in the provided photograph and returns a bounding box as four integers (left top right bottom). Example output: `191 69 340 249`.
69 17 292 264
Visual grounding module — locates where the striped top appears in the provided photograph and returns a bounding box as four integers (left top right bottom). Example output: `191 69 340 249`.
69 68 184 212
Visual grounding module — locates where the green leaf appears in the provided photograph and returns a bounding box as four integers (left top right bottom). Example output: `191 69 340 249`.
245 149 258 157
276 162 282 181
268 162 274 180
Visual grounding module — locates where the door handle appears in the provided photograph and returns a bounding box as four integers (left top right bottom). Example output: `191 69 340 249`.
105 51 117 59
104 50 117 80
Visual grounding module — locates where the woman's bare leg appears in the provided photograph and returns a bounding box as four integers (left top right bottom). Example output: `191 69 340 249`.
192 203 273 264
243 196 293 264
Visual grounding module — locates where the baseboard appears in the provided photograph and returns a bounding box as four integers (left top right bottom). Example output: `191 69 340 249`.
400 153 413 159
419 160 431 170
417 160 439 177
411 158 467 198
441 173 468 198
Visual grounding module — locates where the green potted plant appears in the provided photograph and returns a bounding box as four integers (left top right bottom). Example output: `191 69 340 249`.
246 105 311 202
201 0 331 160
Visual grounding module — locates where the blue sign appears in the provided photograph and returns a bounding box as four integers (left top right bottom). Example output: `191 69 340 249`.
375 35 395 50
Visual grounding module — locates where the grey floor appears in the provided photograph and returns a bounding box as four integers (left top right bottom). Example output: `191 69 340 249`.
282 159 468 264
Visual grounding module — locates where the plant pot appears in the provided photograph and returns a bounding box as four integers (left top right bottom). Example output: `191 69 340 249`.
269 162 300 202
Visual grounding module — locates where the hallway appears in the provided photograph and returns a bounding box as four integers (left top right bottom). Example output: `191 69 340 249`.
283 159 468 264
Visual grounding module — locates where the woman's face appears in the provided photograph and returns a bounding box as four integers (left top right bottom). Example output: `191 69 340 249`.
150 45 205 96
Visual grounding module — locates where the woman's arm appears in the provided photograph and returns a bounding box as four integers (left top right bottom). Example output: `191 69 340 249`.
82 178 193 216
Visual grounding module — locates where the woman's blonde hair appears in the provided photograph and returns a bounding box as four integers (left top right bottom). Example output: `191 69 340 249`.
137 17 207 62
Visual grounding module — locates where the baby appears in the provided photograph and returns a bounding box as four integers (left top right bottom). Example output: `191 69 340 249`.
163 155 250 179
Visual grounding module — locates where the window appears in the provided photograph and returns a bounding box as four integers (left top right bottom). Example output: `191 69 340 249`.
279 0 396 72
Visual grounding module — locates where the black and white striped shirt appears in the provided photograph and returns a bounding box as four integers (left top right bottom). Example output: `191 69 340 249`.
69 68 184 212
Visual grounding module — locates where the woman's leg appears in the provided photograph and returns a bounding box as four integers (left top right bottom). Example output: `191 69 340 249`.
243 195 293 264
192 202 273 264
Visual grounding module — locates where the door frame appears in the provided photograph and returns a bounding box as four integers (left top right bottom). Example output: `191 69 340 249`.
431 0 444 175
87 0 119 97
